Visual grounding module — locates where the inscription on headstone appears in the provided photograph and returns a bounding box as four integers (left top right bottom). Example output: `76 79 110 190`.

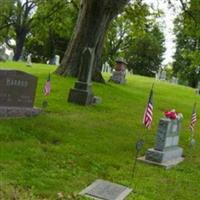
0 70 37 107
80 179 132 200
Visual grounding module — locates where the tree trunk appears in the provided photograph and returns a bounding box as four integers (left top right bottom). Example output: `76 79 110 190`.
13 29 27 61
55 0 129 82
48 30 56 65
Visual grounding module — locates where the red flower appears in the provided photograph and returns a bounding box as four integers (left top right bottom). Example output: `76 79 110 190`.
164 110 177 120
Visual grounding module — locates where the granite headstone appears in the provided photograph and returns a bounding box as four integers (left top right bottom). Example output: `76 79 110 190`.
139 117 184 169
0 70 41 117
68 47 101 105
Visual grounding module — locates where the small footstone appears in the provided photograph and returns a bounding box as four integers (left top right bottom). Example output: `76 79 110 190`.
79 179 132 200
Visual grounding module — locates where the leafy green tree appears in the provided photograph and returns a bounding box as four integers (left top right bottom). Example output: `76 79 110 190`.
173 0 200 87
0 0 78 61
125 25 165 76
102 1 165 76
0 0 37 60
25 0 78 63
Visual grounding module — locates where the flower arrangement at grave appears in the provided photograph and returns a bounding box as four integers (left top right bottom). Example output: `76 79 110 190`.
164 109 183 120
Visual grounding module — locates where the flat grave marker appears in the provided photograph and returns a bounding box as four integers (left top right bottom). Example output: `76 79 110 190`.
79 179 132 200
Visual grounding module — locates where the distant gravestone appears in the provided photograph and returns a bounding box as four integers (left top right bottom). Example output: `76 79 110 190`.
0 70 41 117
110 58 127 84
138 117 184 169
171 76 178 84
79 179 132 200
55 55 60 66
26 53 32 67
0 46 7 62
160 70 166 80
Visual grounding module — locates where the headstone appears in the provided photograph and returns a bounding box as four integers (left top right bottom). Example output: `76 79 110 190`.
160 70 166 80
68 47 101 105
110 58 127 84
55 55 60 66
138 117 184 169
79 179 132 200
0 46 7 62
0 70 41 117
155 73 159 80
171 76 178 84
8 51 14 61
26 53 32 67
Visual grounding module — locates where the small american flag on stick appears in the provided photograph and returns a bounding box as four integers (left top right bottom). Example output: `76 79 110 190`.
44 73 51 96
190 102 197 132
143 83 154 129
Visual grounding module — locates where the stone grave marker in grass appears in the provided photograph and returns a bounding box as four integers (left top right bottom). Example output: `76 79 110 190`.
138 117 184 169
79 179 132 200
0 69 41 117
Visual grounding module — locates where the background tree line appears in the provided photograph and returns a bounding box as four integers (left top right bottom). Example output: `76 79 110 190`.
173 0 200 87
0 0 166 81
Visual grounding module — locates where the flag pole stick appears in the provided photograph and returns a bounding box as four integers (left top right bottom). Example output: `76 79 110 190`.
129 81 155 188
189 89 198 147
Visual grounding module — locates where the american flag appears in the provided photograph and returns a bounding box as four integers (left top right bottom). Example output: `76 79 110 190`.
44 73 51 96
190 103 197 132
143 85 154 129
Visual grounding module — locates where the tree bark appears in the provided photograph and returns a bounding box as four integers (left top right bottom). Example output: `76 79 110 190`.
55 0 129 82
13 29 27 61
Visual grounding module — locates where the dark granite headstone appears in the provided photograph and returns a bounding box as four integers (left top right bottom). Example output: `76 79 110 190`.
0 70 41 117
79 179 132 200
68 47 101 105
0 70 37 107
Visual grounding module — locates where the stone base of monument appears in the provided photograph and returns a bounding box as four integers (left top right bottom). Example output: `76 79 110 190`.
138 156 184 169
110 71 126 84
79 179 132 200
138 146 184 170
0 106 42 118
68 81 101 105
138 146 184 169
145 146 183 163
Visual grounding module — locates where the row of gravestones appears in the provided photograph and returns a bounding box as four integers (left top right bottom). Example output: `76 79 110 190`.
0 45 61 66
155 70 179 84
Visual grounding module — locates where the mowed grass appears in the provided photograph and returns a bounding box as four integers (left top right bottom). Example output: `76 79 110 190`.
0 61 200 200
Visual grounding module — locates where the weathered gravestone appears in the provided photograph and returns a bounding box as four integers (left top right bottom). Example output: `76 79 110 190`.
68 47 101 105
26 53 32 67
138 117 184 169
0 46 7 62
79 179 132 200
160 70 166 80
171 76 178 84
0 70 41 117
110 59 127 84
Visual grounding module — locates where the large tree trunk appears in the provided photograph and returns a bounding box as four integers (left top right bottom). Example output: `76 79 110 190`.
55 0 129 82
13 29 27 61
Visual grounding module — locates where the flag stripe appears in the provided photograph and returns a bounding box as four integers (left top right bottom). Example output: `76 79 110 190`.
190 103 197 132
44 73 51 96
143 88 153 129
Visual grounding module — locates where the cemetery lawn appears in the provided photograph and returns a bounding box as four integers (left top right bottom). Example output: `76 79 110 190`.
0 61 200 200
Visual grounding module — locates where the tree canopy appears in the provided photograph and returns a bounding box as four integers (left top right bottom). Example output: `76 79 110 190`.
173 0 200 87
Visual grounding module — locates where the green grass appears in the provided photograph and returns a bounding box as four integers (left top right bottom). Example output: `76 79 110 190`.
0 61 200 200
